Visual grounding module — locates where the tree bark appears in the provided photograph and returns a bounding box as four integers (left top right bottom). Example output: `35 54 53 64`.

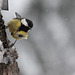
0 12 19 75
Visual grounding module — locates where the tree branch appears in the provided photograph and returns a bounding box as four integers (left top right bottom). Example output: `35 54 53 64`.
0 12 19 75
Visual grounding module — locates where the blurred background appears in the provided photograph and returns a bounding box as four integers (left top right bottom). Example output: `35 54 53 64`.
1 0 75 75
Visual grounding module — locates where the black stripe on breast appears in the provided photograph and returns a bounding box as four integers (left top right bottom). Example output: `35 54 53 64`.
18 24 30 32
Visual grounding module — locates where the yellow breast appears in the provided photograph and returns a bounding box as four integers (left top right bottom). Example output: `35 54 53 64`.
7 19 21 34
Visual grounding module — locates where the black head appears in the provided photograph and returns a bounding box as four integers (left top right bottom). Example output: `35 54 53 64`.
18 19 33 32
26 19 33 29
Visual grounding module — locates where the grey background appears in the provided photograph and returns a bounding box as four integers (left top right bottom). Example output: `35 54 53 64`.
1 0 75 75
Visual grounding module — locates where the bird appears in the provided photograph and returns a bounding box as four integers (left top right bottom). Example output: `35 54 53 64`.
6 12 33 47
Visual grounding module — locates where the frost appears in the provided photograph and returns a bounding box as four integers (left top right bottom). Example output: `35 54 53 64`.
3 47 17 64
0 40 17 64
0 40 4 63
0 50 4 63
0 40 2 46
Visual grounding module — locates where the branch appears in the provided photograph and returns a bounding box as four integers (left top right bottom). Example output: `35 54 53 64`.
0 12 19 75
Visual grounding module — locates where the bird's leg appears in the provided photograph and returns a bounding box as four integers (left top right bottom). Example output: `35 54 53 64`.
9 40 17 48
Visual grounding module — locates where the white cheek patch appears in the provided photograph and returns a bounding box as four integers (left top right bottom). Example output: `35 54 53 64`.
21 19 28 26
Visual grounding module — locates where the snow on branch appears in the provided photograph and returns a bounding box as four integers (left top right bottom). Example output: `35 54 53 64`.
0 12 19 75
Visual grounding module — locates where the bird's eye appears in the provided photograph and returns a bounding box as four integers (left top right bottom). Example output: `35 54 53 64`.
18 34 24 37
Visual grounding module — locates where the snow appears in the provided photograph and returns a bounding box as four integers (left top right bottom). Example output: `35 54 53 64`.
0 40 4 63
0 40 17 64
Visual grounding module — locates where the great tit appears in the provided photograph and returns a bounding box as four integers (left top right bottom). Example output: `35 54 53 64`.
6 12 33 47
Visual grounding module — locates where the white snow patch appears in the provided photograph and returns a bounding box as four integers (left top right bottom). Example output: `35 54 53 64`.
0 40 4 63
0 40 2 46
